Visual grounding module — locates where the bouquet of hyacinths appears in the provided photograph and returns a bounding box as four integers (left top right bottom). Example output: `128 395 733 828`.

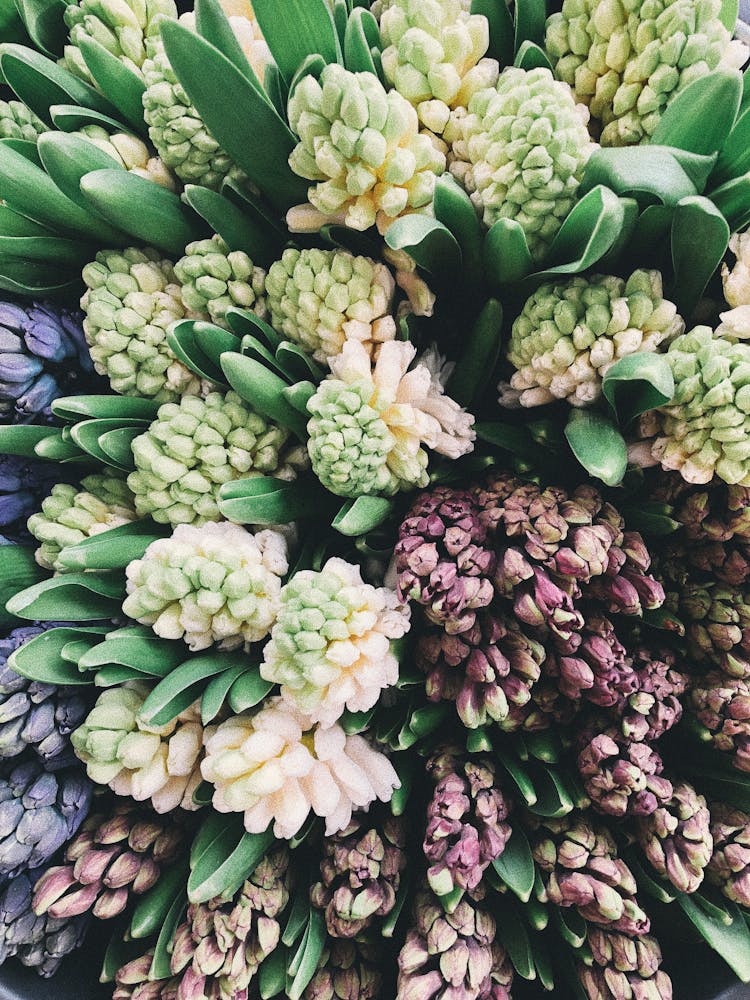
0 0 749 997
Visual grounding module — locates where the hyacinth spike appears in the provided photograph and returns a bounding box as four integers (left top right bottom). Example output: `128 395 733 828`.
634 781 712 894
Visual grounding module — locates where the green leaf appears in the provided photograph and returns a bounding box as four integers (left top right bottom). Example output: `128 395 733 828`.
670 195 730 317
250 0 338 83
52 394 159 421
344 6 379 74
0 233 90 266
0 257 79 297
332 495 394 536
0 203 55 237
471 0 514 64
148 889 186 981
77 35 147 135
0 43 119 124
33 428 89 462
57 519 170 571
228 667 274 713
495 746 537 807
484 218 533 287
80 169 208 256
565 409 628 487
0 139 123 243
720 0 739 29
0 545 45 627
448 298 503 407
182 185 282 266
514 39 552 71
128 860 188 940
709 171 750 232
259 945 289 999
495 900 536 980
532 185 625 280
491 827 535 903
195 0 265 93
678 895 750 982
514 0 545 49
79 627 185 677
168 319 230 385
161 20 306 211
37 130 127 217
287 909 327 1000
8 624 109 684
384 214 462 281
650 69 742 155
13 0 66 58
6 571 125 621
433 173 483 291
70 417 146 469
0 423 58 457
221 351 308 439
219 476 328 524
275 342 324 384
551 905 588 948
602 353 674 426
225 306 282 349
200 660 248 724
580 146 698 207
714 104 750 184
189 826 275 903
140 652 247 726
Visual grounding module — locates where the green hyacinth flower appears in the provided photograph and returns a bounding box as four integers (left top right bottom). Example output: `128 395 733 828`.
174 236 267 327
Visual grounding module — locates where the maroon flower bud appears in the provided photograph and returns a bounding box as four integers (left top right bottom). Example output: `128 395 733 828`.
634 781 713 894
706 802 750 908
303 939 382 1000
690 673 750 772
577 727 673 818
113 951 178 1000
578 927 673 1000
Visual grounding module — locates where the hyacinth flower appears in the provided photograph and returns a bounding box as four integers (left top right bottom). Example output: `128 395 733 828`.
706 802 750 908
0 869 89 978
545 0 748 145
620 646 688 743
0 626 88 763
578 927 673 1000
201 697 399 839
261 556 410 726
577 725 673 818
689 672 750 772
633 781 713 894
170 847 289 998
304 939 382 1000
174 235 267 326
287 63 446 233
311 810 407 938
673 580 750 677
396 886 513 1000
81 247 203 402
446 66 595 260
0 301 95 422
32 803 185 921
113 951 178 1000
124 522 288 651
306 340 475 497
378 0 499 137
71 683 204 813
265 247 398 364
72 126 175 189
0 758 92 879
723 229 750 310
503 270 683 408
127 390 304 526
0 101 47 142
142 8 271 189
0 455 62 543
27 475 137 572
422 748 512 911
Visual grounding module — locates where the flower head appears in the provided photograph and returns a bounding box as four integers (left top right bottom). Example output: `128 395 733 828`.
174 236 267 327
304 939 383 1000
201 697 399 839
307 340 475 497
71 683 204 813
578 928 672 1000
577 726 673 817
635 781 712 894
723 230 750 310
690 672 750 772
287 64 446 233
124 522 288 651
0 101 47 143
706 802 750 907
261 557 409 725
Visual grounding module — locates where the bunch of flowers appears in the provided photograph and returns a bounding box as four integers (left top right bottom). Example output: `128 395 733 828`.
0 0 747 997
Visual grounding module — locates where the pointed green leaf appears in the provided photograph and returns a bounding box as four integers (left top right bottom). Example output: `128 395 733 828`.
448 297 503 407
14 0 66 58
287 909 327 1000
0 233 90 266
533 184 625 280
433 172 483 290
76 36 146 135
195 0 265 93
581 146 698 206
472 0 514 64
344 6 379 75
201 660 248 724
70 417 146 469
259 945 289 999
565 409 627 487
250 0 338 83
80 168 208 256
148 889 186 981
650 69 742 156
221 351 307 439
526 762 574 817
219 476 327 524
52 395 159 421
33 428 89 462
58 519 170 571
384 214 461 281
670 195 730 317
710 171 750 232
484 217 533 286
714 104 750 184
602 353 675 426
79 627 184 676
491 827 535 903
275 342 324 384
8 624 109 684
551 905 588 949
140 652 246 726
0 544 46 627
0 204 54 237
189 825 275 903
128 860 187 940
228 666 273 713
678 895 750 982
514 0 545 49
514 39 552 71
168 319 229 384
161 21 306 210
6 571 125 621
0 423 59 456
495 900 536 980
182 184 282 266
332 495 394 536
283 380 316 416
225 306 283 349
0 256 79 297
37 130 127 218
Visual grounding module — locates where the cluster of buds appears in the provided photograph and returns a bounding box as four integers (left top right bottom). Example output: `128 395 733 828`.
71 683 204 813
170 847 289 998
578 927 673 999
307 340 475 497
423 748 512 901
261 556 410 725
287 63 446 233
304 939 382 1000
174 235 267 326
0 759 92 878
76 125 174 189
706 802 750 907
81 247 201 402
723 229 750 311
32 803 185 920
447 67 595 260
113 951 178 1000
633 781 713 893
396 886 513 999
124 522 288 651
265 248 397 364
577 723 673 818
0 455 60 541
0 101 46 142
201 697 399 840
504 270 683 407
379 0 499 136
28 475 137 572
311 810 406 938
0 301 94 422
689 672 750 773
546 0 748 145
0 626 88 763
128 390 301 525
